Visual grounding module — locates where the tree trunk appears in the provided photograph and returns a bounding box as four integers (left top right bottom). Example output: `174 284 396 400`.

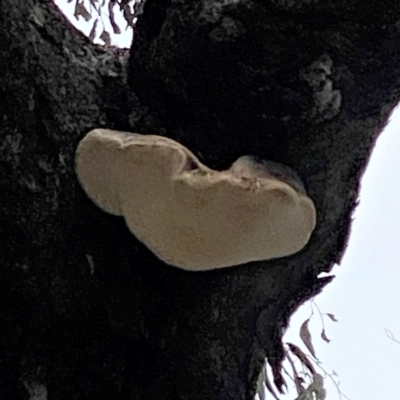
1 0 399 399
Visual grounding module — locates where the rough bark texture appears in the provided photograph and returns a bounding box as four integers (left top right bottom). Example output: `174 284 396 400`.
1 0 399 399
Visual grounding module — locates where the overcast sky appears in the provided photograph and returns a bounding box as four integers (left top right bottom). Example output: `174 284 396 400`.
54 2 400 399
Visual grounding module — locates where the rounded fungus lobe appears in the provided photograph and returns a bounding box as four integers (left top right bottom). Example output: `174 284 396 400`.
75 129 316 271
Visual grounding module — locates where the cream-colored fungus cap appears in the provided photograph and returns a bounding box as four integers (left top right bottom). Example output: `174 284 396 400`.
75 129 316 271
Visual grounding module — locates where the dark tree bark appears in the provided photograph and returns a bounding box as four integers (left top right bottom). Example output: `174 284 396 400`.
1 0 399 399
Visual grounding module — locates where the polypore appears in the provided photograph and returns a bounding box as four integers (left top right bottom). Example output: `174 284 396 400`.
75 129 316 271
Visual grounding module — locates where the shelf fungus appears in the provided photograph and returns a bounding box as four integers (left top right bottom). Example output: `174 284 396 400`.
75 129 316 271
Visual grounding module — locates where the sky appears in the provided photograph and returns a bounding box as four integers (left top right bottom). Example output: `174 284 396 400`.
54 2 400 399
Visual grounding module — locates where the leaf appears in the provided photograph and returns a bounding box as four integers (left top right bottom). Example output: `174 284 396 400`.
89 0 100 12
256 365 267 400
321 329 330 343
385 328 400 344
287 343 316 375
309 373 326 400
294 376 306 395
269 361 286 394
74 1 92 22
100 30 111 46
88 18 99 42
264 367 280 400
294 374 326 400
108 0 121 34
326 313 337 322
300 319 316 358
122 4 135 27
285 351 304 395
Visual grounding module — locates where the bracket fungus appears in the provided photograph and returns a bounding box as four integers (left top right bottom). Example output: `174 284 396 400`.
75 129 316 271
